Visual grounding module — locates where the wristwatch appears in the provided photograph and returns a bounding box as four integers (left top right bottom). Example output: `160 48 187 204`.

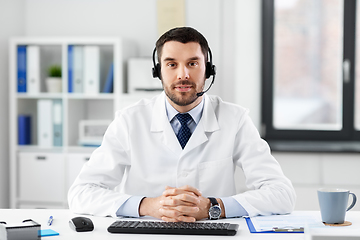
208 197 221 220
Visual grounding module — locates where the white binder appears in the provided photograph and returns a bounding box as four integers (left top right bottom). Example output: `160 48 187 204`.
37 100 53 148
53 100 63 146
73 46 84 93
83 46 100 94
26 46 40 94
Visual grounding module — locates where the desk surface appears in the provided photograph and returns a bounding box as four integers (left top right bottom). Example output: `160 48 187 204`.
1 209 359 239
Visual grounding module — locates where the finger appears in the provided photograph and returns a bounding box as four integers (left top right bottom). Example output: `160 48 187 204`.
161 193 200 206
160 197 197 207
177 215 196 222
176 193 201 205
163 186 202 197
179 185 202 196
162 215 196 222
161 216 180 222
159 207 181 219
174 205 199 214
160 205 199 216
163 188 198 197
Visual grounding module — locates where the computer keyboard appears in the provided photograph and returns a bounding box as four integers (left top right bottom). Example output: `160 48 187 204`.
107 220 239 236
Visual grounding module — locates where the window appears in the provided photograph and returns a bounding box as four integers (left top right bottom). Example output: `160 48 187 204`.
355 0 360 130
262 0 359 145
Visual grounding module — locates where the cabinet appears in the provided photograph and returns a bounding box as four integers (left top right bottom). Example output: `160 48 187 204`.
18 152 65 203
9 37 143 208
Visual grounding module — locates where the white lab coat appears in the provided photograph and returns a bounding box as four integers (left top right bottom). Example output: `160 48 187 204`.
68 92 296 218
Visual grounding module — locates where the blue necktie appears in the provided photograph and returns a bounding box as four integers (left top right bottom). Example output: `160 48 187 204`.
176 113 192 149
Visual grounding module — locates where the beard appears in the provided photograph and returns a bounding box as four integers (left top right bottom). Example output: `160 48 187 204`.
163 80 203 107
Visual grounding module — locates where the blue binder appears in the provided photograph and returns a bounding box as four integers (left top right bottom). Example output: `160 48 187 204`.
102 63 114 93
18 115 31 145
68 45 73 92
17 46 27 92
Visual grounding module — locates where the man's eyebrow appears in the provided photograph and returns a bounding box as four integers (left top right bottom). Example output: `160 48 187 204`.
162 56 201 62
188 56 200 61
163 57 176 62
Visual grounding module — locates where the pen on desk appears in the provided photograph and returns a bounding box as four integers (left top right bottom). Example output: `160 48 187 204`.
48 216 53 226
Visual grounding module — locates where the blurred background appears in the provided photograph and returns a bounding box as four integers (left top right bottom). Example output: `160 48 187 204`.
0 0 359 212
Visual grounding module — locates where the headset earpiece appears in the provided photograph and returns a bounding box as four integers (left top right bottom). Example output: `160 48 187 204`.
152 48 161 79
152 63 161 79
206 62 216 79
205 48 216 79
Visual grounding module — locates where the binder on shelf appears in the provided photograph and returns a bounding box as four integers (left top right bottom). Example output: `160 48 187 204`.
53 100 63 146
83 46 100 94
37 99 53 148
73 46 84 93
17 45 27 93
18 115 31 145
68 45 73 93
26 45 40 94
102 63 114 93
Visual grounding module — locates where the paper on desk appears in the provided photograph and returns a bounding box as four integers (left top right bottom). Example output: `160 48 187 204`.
251 213 324 232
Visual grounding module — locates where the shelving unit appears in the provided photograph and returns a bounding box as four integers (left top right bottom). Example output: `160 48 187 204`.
9 37 139 208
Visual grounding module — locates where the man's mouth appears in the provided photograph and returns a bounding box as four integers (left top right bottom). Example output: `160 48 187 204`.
175 85 192 92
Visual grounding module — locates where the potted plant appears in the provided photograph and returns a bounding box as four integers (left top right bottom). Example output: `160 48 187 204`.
46 65 62 92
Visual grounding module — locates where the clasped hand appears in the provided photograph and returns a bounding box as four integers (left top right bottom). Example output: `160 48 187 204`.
139 185 210 222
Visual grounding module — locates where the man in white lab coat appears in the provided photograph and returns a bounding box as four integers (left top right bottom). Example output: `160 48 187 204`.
68 27 296 222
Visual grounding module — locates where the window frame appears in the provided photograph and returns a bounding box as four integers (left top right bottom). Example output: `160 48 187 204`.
261 0 358 142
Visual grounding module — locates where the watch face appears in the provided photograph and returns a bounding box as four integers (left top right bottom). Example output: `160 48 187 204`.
209 205 221 219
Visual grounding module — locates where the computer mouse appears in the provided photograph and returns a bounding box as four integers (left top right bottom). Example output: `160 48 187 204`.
69 217 94 232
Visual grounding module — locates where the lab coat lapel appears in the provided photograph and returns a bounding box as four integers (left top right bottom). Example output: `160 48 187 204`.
150 92 183 155
183 94 220 153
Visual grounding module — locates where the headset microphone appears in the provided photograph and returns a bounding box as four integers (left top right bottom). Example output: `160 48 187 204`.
152 46 216 97
196 72 216 97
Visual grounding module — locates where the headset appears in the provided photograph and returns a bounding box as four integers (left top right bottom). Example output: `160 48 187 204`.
152 46 216 97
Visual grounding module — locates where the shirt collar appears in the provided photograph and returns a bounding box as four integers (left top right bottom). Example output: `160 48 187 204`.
165 96 205 124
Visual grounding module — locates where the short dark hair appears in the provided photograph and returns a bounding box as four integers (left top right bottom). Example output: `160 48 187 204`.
155 27 209 63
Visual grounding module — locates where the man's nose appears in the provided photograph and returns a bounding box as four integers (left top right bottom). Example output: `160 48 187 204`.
177 65 189 80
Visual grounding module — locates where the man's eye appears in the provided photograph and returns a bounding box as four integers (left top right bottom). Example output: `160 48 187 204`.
167 63 176 67
189 62 198 67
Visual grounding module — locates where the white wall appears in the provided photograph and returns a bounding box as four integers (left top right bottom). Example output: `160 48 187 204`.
276 152 360 211
0 0 26 208
23 0 229 97
235 0 262 128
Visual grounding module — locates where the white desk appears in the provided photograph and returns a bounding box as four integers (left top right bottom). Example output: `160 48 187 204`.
1 209 359 239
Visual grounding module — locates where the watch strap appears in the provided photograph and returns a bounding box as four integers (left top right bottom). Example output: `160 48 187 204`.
208 197 219 206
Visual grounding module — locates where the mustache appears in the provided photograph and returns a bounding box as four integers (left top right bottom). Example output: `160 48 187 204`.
171 80 196 88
